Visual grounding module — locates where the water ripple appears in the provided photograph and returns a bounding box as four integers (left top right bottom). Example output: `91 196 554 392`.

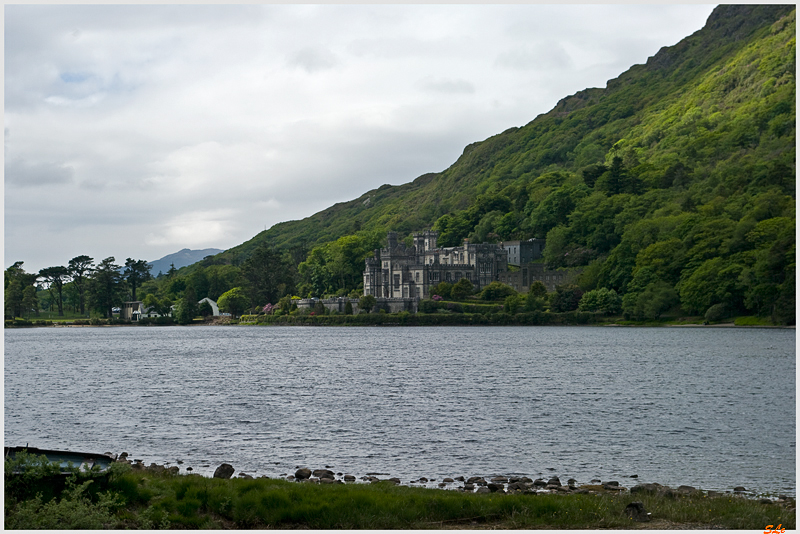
4 325 795 495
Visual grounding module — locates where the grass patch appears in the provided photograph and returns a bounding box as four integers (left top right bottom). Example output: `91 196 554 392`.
105 477 798 529
733 315 780 326
6 458 795 529
662 316 706 325
5 454 796 529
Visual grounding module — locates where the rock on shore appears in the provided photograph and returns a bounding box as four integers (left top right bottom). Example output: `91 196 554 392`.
113 454 795 503
213 463 235 479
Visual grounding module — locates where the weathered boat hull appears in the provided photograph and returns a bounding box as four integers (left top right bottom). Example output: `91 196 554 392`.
4 446 116 474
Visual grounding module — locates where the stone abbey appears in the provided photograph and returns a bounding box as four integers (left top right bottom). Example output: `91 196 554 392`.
363 230 572 299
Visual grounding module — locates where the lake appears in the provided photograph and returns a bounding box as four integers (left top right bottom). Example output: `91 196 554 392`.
4 325 795 495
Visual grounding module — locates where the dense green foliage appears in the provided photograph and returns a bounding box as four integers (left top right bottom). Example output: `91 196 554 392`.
5 453 795 529
37 266 69 316
89 257 126 319
4 451 125 530
123 258 152 302
217 287 249 318
297 231 383 298
4 256 154 320
358 294 377 313
243 309 599 327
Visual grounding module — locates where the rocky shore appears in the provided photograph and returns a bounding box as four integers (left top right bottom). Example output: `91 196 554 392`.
112 453 795 507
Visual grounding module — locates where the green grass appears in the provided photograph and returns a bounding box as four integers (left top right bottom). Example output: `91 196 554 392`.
6 457 794 530
594 317 686 327
733 315 782 326
24 310 94 322
103 474 800 529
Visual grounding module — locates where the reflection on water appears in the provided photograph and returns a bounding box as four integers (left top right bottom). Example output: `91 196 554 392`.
4 325 795 495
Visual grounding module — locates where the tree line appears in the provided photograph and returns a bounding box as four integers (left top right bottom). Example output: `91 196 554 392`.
5 256 151 320
4 245 301 323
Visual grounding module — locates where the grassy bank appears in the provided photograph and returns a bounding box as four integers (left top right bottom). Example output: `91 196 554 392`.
5 455 795 530
4 316 176 328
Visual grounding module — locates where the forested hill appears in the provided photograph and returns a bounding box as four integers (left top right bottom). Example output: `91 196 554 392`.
195 4 793 322
217 5 794 258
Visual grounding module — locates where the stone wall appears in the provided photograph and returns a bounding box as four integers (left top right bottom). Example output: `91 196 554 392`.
295 297 418 314
498 263 580 292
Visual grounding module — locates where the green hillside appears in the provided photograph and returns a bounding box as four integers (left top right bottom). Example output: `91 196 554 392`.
180 4 794 323
220 5 793 254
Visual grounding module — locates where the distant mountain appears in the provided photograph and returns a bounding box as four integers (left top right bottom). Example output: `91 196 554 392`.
149 248 223 276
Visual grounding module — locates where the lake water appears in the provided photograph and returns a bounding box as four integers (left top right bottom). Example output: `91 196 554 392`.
4 325 795 495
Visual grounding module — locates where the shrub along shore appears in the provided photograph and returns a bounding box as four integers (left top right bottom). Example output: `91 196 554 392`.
238 309 600 326
5 291 790 329
6 312 791 328
4 311 601 328
4 452 795 530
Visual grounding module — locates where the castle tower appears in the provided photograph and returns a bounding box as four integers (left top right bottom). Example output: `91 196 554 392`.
387 231 398 250
413 232 425 251
364 252 382 296
423 230 438 251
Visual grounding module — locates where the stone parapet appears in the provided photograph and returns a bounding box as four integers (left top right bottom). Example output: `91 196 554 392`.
295 297 418 314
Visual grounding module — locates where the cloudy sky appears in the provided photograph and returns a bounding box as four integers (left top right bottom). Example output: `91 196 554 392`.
5 4 717 273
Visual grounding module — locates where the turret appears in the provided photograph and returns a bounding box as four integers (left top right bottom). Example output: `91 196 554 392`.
364 255 382 296
413 232 425 251
387 232 398 250
423 230 438 251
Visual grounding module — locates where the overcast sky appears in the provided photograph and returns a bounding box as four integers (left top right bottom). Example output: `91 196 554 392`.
5 4 717 273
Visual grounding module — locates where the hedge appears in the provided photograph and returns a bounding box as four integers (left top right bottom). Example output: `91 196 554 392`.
240 311 600 327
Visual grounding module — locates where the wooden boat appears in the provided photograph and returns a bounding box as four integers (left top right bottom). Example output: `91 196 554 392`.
4 446 116 474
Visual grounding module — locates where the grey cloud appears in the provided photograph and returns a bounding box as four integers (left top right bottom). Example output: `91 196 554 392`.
258 111 497 207
78 178 108 191
5 203 141 230
495 44 573 71
5 4 269 111
347 36 452 60
420 78 475 95
5 4 269 35
288 47 338 73
5 158 75 187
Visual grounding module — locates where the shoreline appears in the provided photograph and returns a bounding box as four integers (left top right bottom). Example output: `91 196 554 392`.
7 323 795 329
117 456 795 500
5 317 795 329
7 455 796 530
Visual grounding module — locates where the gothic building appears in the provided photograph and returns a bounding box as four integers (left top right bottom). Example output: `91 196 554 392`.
363 231 507 299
